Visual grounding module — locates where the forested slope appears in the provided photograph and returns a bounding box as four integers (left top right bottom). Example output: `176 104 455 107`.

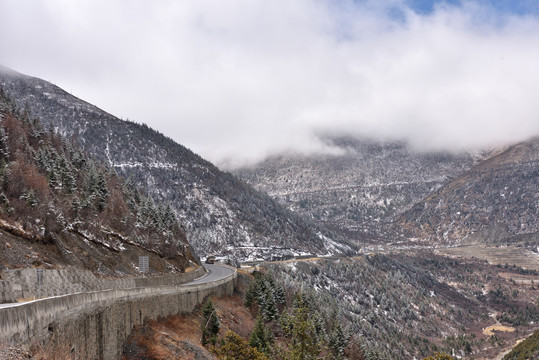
0 67 354 261
0 87 197 275
397 138 539 247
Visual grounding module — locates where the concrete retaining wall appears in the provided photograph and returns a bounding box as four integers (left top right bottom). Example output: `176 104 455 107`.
0 266 206 301
0 281 14 303
0 266 236 360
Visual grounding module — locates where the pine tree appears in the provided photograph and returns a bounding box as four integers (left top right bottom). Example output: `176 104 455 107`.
21 189 38 209
0 127 9 160
249 315 272 355
329 323 350 359
274 282 286 305
83 161 98 206
201 299 220 346
62 167 77 193
95 171 109 211
34 148 49 172
261 287 277 322
281 294 322 360
364 346 382 360
47 166 59 189
213 331 269 360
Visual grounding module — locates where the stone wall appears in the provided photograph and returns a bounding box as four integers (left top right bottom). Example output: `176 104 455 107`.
0 266 236 360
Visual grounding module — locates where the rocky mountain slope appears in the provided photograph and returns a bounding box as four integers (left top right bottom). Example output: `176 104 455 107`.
234 137 485 243
397 137 539 247
266 253 539 359
0 67 353 261
0 88 197 276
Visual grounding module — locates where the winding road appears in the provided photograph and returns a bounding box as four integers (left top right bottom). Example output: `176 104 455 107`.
0 264 235 310
188 264 235 284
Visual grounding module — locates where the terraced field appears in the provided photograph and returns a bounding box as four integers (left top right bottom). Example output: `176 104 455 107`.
436 245 539 271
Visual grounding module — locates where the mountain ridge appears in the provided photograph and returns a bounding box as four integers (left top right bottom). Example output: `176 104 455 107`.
397 136 539 247
234 136 490 244
0 66 354 261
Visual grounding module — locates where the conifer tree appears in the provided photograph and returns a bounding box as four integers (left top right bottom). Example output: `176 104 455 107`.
249 315 272 355
21 189 38 209
0 127 8 160
281 294 322 360
262 287 277 322
95 171 109 211
213 331 269 360
201 299 220 346
329 323 350 360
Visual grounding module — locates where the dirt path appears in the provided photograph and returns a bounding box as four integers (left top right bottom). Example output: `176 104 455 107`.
493 332 534 360
482 310 515 337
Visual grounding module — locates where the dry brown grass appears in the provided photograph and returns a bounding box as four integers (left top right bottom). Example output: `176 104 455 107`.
122 292 255 360
483 324 516 336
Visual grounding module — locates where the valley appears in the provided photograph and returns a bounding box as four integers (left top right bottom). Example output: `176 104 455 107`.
266 250 539 359
1 67 538 360
234 137 486 243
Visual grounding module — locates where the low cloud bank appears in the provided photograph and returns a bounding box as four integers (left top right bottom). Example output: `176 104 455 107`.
1 1 539 168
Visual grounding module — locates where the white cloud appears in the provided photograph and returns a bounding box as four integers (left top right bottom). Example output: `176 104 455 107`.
1 0 539 168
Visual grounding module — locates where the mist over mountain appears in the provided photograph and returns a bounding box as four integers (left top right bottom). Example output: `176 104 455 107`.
397 137 539 248
0 67 354 262
3 1 539 167
235 133 539 253
234 136 491 244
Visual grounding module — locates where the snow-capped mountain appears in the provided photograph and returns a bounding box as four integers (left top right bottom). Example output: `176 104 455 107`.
397 137 539 247
0 67 355 261
234 136 487 243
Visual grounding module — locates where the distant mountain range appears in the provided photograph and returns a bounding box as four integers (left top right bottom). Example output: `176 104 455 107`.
3 66 537 258
234 137 487 242
235 134 539 250
397 137 539 248
0 67 354 261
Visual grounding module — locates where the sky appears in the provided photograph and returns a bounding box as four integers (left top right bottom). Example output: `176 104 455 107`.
1 0 539 168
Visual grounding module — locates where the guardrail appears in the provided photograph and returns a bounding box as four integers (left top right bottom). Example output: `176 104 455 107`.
1 266 207 302
0 265 237 359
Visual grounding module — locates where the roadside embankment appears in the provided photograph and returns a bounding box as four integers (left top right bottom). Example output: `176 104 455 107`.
0 265 236 360
1 266 206 303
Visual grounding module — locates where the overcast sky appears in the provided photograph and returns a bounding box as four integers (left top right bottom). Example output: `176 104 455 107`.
1 0 539 168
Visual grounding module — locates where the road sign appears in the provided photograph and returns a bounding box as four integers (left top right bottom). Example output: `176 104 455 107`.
139 256 149 276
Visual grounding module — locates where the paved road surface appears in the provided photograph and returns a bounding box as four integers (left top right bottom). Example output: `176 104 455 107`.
0 264 234 309
186 264 235 285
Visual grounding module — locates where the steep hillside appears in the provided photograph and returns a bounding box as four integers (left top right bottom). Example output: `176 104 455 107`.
503 329 539 360
0 67 353 261
234 137 484 242
397 138 539 247
266 254 539 359
0 88 197 276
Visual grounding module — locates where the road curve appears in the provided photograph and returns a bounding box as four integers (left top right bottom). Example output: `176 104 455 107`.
0 264 234 309
187 264 236 285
